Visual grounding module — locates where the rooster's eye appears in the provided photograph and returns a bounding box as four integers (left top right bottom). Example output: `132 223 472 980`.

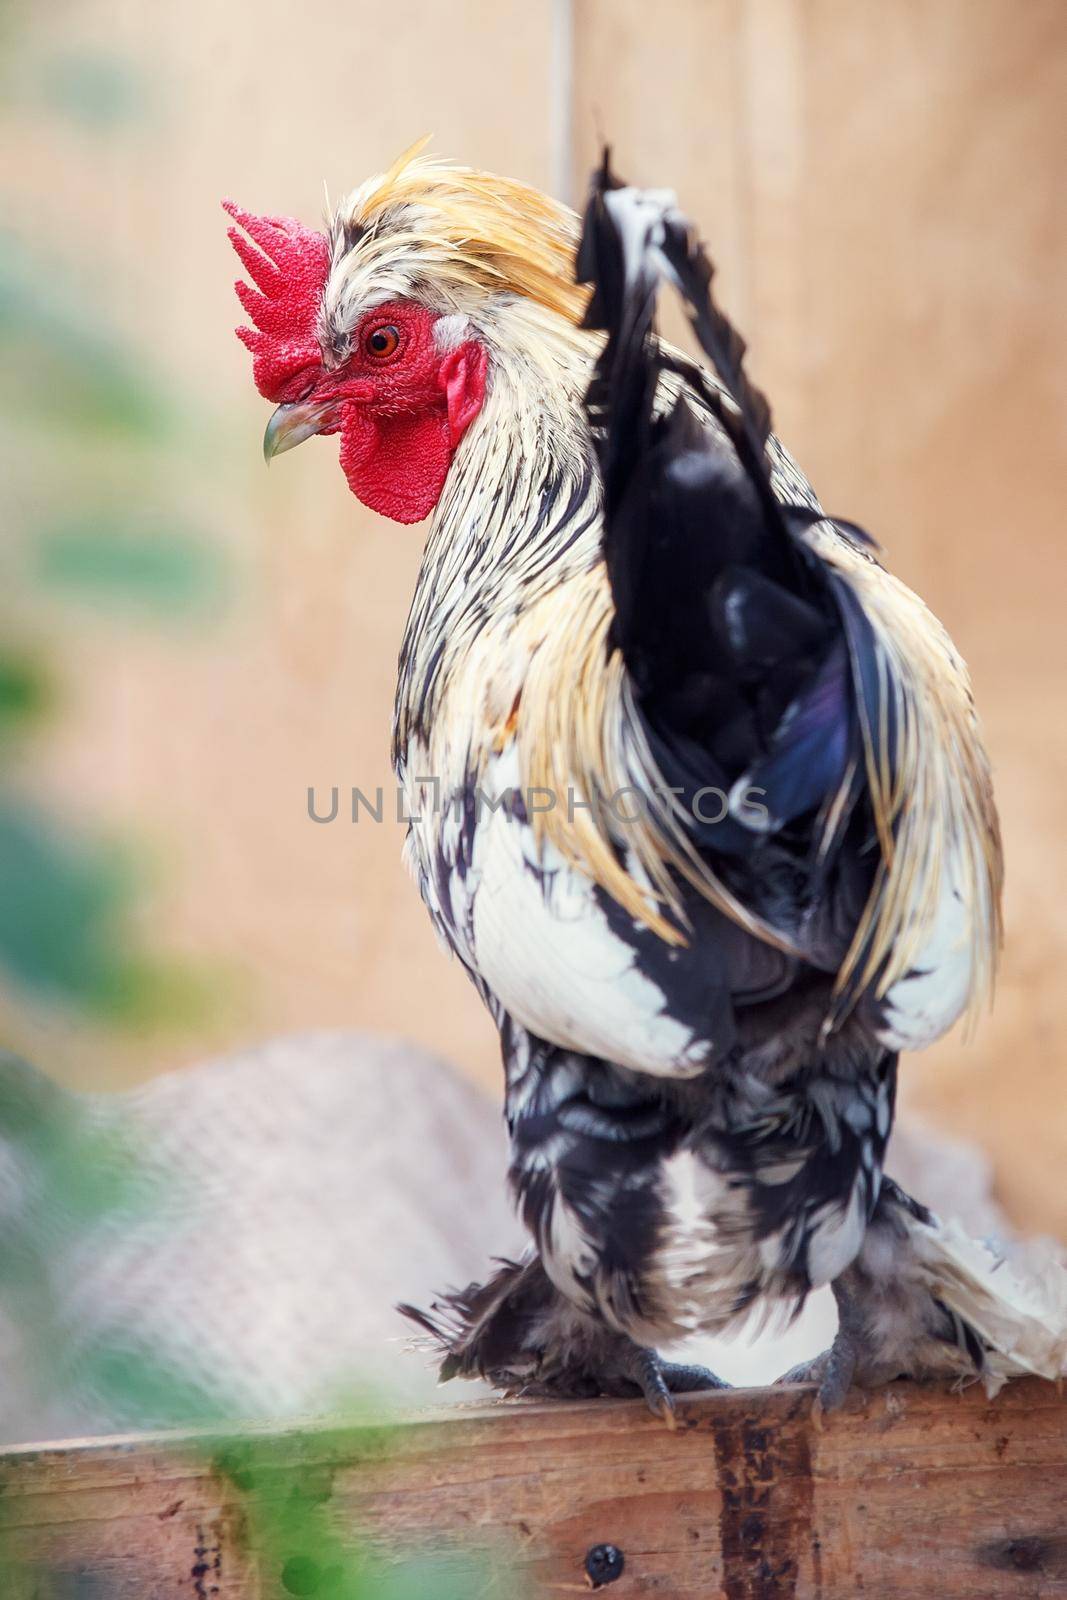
364 324 401 360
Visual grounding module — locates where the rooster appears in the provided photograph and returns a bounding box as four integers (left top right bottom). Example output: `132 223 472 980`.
225 144 1065 1418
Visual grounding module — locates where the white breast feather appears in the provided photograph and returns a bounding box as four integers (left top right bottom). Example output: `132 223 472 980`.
469 753 708 1075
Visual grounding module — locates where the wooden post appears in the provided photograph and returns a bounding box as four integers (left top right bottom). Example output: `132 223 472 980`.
1 1380 1066 1597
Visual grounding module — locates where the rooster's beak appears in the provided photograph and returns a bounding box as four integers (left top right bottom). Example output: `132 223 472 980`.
263 399 336 462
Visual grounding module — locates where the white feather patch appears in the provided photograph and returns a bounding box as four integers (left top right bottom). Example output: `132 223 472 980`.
469 761 707 1076
432 313 472 352
876 849 974 1050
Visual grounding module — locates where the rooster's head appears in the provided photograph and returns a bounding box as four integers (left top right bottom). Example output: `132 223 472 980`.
224 143 586 524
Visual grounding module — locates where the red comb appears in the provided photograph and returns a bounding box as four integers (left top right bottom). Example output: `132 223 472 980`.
222 199 331 401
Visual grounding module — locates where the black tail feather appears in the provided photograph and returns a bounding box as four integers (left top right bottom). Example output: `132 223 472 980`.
574 155 899 995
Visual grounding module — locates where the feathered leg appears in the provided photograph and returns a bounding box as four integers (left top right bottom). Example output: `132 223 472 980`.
399 1022 729 1420
399 1252 726 1423
777 1179 990 1406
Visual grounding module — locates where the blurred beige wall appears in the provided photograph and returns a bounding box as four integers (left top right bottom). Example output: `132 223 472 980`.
3 1 1067 1233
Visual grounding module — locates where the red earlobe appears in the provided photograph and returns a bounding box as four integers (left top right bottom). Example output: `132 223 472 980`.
439 342 488 446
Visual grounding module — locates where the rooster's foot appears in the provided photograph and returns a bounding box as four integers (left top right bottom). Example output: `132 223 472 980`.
774 1277 868 1413
528 1339 729 1426
775 1328 858 1415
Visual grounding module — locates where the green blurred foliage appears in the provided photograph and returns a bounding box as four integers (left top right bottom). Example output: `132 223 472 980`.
33 48 149 130
0 801 210 1021
0 239 174 443
0 49 224 1027
33 512 225 618
215 1437 518 1600
0 801 139 1009
0 1052 145 1385
0 648 52 736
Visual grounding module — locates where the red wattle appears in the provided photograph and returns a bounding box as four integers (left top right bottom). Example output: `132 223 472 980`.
336 332 488 524
339 404 455 525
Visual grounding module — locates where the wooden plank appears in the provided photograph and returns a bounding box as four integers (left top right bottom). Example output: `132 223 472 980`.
1 1381 1066 1597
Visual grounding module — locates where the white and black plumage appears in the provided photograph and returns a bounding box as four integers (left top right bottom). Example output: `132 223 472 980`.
227 147 1066 1419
